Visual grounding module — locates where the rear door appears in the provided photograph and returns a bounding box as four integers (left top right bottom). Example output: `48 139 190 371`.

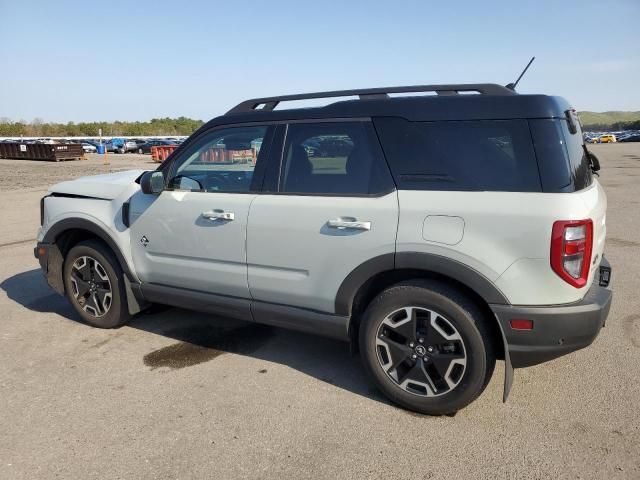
246 120 398 314
129 124 276 299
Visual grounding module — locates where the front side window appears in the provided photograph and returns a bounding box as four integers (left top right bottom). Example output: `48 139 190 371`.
168 125 272 193
280 122 392 195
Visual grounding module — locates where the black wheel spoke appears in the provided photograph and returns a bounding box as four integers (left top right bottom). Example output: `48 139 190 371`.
387 307 417 342
80 262 92 281
428 354 455 380
422 316 452 345
71 274 91 297
379 336 412 370
399 361 436 391
83 292 99 313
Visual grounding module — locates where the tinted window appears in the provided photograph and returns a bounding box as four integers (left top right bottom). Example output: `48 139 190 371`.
560 118 593 191
529 119 572 192
168 126 273 193
280 122 393 195
374 118 542 192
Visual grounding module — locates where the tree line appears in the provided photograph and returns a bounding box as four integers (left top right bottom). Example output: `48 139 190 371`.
0 117 205 137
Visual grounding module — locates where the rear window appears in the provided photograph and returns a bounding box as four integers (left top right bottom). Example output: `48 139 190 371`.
373 118 542 192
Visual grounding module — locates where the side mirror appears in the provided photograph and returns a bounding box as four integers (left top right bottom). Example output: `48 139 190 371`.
140 171 165 194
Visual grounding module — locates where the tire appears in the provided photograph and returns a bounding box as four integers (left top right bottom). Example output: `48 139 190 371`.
63 240 131 328
359 279 495 415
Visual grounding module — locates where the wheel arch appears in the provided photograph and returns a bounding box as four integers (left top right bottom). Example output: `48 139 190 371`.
41 218 147 315
42 218 135 282
338 252 513 400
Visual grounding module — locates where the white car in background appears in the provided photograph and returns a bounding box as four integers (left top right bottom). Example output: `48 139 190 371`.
81 142 97 153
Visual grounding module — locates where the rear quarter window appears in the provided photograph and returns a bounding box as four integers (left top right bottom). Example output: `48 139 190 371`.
529 118 592 193
560 119 593 191
373 118 542 192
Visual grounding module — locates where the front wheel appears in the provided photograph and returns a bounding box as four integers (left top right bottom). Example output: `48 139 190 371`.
63 240 131 328
359 280 495 415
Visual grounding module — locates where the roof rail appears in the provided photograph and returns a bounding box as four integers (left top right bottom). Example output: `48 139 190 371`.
227 83 515 114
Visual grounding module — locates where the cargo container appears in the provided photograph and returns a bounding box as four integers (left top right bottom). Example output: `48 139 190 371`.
0 143 84 161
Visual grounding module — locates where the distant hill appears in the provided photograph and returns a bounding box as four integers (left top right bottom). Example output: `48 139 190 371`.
579 111 640 130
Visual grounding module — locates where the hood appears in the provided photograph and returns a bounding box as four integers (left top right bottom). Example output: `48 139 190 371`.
49 169 145 200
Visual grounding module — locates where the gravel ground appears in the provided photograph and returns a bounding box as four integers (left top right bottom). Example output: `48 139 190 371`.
0 153 157 192
0 144 639 479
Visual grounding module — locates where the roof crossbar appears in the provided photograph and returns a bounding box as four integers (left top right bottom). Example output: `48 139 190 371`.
227 83 515 114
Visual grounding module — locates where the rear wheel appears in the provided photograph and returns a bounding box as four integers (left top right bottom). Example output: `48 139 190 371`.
359 280 495 415
63 240 131 328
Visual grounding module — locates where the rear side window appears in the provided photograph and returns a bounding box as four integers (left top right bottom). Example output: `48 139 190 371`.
280 122 393 195
373 118 542 192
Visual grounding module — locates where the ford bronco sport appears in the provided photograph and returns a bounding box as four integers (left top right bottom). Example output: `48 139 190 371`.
35 84 612 415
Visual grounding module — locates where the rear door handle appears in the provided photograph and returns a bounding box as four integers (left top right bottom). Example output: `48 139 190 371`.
327 218 371 230
202 210 235 221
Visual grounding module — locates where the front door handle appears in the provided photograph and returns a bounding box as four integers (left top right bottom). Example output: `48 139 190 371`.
327 218 371 231
202 210 235 221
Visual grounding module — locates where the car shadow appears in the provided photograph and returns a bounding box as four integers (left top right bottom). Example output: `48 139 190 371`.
1 269 389 406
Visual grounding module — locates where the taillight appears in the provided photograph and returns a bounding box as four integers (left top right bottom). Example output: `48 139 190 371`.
550 219 593 288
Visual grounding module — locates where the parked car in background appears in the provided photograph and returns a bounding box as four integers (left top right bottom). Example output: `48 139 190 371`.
80 142 97 153
137 139 176 154
620 133 640 142
103 138 138 153
598 134 617 143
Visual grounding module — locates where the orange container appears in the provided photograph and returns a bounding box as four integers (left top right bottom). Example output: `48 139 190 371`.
151 145 178 162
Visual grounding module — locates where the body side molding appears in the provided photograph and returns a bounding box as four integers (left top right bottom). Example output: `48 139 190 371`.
141 283 350 340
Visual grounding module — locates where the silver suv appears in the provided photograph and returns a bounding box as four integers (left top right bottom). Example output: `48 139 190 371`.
35 84 612 414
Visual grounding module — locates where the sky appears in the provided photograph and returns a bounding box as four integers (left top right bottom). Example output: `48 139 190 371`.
0 0 639 123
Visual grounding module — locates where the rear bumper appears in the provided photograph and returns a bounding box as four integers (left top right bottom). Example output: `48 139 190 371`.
491 261 612 368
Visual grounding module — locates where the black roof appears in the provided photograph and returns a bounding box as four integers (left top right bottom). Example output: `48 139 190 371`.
203 83 572 129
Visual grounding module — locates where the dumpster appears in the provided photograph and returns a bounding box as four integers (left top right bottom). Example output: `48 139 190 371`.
96 144 106 154
0 143 85 161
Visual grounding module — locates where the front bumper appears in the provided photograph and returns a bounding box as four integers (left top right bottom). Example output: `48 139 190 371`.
491 261 612 368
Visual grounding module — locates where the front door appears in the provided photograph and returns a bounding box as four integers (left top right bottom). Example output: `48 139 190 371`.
129 124 276 299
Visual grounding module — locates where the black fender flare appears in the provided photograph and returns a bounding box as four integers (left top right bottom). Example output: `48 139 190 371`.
41 218 147 315
335 251 514 402
42 217 136 281
335 251 509 316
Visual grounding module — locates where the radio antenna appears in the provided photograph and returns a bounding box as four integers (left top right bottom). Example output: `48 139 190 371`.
506 57 535 91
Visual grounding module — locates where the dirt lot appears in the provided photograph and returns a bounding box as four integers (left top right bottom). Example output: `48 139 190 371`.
0 145 639 479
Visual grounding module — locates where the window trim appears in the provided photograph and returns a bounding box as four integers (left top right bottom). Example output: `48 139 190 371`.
272 119 396 198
